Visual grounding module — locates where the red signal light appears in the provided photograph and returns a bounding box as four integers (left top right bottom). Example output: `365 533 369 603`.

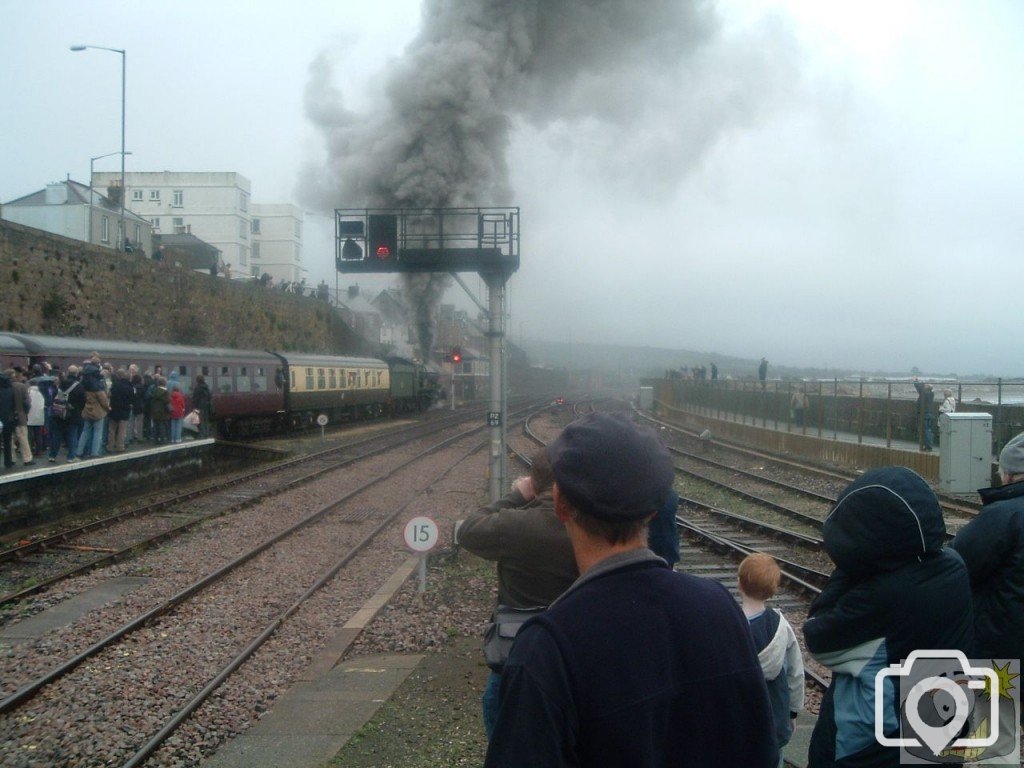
376 245 390 258
452 347 462 363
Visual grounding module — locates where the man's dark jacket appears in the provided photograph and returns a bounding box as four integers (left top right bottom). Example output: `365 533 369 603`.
950 480 1024 663
485 550 777 768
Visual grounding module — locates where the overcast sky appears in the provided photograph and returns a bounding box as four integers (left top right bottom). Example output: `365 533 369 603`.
3 1 1021 377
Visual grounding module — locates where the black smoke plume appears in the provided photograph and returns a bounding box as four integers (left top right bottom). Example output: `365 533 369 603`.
302 0 796 359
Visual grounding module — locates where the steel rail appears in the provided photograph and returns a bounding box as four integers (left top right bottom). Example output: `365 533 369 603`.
0 402 545 716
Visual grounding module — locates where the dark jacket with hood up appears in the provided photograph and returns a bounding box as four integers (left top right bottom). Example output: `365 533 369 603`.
950 480 1024 664
804 467 973 768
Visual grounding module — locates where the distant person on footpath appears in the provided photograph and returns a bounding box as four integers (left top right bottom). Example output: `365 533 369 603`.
913 377 935 451
457 448 577 739
738 553 804 767
939 387 956 415
803 467 973 767
791 387 809 429
710 361 718 381
759 357 769 391
485 412 777 768
950 431 1024 719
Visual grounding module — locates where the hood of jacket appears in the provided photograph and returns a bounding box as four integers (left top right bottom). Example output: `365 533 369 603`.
824 466 946 577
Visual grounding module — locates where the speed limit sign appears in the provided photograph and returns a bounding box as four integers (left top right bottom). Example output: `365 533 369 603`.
404 517 439 553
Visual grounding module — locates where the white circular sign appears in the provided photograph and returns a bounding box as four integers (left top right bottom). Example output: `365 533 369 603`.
404 516 439 552
316 413 329 426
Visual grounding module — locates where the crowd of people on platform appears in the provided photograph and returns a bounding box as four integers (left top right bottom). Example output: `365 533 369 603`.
0 353 213 469
458 411 1024 767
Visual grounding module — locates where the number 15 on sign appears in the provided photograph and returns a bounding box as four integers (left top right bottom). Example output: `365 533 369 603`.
404 517 439 593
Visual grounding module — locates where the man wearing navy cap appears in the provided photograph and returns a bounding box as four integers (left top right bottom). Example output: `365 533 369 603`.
485 412 777 768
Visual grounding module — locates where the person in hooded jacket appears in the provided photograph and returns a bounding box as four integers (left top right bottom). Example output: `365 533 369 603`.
804 466 973 767
950 431 1024 723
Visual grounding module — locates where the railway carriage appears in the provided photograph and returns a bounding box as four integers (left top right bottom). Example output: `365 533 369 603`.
8 334 285 434
275 352 390 425
0 334 34 372
1 334 439 436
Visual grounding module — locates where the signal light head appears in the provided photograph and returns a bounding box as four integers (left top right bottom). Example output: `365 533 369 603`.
376 245 390 258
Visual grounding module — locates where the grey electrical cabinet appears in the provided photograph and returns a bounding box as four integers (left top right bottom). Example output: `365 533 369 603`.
938 412 993 494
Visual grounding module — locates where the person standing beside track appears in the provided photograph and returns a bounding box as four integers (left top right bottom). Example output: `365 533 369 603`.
0 372 16 469
457 448 578 739
803 467 973 767
48 366 86 463
950 431 1024 709
913 377 935 451
485 413 777 768
76 363 110 459
107 369 133 453
191 374 212 439
148 375 171 444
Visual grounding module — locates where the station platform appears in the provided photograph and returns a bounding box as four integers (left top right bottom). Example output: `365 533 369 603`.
203 557 421 768
0 437 276 540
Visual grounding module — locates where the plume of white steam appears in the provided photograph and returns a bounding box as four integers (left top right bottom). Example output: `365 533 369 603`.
301 0 797 358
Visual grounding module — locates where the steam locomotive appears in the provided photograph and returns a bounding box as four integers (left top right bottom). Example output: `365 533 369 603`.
0 333 441 436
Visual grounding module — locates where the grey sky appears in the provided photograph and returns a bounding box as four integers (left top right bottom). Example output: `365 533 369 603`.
2 1 1021 376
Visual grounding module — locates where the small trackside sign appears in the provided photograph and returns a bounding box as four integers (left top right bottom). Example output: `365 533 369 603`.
487 412 501 427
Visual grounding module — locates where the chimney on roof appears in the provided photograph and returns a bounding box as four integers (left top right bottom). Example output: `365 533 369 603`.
106 181 122 206
45 183 68 205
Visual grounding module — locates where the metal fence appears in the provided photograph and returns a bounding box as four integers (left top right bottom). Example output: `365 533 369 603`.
669 378 1024 454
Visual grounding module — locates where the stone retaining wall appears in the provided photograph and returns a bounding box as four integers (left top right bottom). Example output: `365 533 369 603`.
0 219 371 354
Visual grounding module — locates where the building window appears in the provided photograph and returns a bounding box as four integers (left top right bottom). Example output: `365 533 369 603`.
172 190 183 207
294 221 302 239
101 216 110 242
251 218 261 235
134 224 141 244
240 220 247 240
294 243 301 263
240 192 248 212
240 245 248 266
149 190 160 201
132 190 143 201
172 217 184 227
253 242 260 259
150 217 160 230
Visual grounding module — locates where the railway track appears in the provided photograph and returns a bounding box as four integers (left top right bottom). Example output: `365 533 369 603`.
636 408 982 531
0 401 553 766
0 405 506 611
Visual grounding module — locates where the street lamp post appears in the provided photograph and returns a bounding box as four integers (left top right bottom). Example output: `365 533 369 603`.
88 150 132 245
70 44 126 251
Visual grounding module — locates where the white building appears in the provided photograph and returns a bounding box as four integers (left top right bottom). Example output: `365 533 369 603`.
93 171 254 276
1 179 153 254
250 203 303 283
